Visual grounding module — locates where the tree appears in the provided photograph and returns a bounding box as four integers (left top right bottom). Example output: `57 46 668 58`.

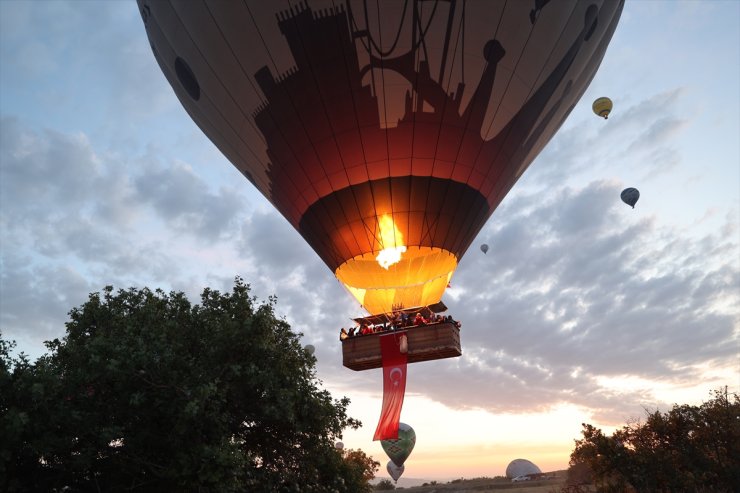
339 448 380 492
568 387 740 493
1 278 377 492
375 478 396 490
1 336 37 490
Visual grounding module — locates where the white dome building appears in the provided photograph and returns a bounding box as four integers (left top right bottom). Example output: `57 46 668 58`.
505 458 542 479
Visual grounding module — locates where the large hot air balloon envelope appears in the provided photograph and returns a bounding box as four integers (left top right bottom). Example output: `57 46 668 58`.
138 0 623 315
592 96 613 118
621 187 640 208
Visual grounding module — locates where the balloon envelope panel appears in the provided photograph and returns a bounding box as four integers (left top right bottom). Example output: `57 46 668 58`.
139 0 623 314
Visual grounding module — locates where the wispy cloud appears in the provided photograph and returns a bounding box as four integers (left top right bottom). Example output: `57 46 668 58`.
409 180 738 423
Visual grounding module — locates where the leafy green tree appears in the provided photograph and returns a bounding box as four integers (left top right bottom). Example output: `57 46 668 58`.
568 387 740 493
1 278 377 492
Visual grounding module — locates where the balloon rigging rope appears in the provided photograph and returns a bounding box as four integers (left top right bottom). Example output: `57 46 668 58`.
347 0 440 59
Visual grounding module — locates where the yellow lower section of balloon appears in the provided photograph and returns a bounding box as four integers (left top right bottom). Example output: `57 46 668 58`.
335 247 457 315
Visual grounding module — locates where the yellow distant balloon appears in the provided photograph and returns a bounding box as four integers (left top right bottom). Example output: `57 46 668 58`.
592 97 613 119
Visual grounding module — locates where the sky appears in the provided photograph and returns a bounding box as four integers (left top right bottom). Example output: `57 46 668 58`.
1 0 738 484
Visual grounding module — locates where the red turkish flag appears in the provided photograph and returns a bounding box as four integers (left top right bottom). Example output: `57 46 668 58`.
373 333 408 441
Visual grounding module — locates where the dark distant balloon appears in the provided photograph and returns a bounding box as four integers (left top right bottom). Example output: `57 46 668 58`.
139 0 624 315
592 97 613 119
621 187 640 208
480 244 489 254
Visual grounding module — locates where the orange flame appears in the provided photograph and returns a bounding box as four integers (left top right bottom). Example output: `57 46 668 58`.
376 215 406 269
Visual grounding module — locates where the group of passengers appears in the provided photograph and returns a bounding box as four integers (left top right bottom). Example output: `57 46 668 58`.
340 312 460 340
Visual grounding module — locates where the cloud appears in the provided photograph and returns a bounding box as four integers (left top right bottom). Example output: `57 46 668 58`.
0 251 94 353
0 116 138 236
0 117 256 356
237 210 359 343
406 180 738 422
526 88 689 189
133 159 245 240
627 116 688 153
0 0 181 154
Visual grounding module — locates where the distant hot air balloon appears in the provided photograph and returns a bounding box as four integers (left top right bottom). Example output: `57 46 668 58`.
387 460 405 483
620 187 640 208
480 244 489 254
592 96 613 119
334 441 344 450
139 0 624 361
304 344 315 356
381 422 416 467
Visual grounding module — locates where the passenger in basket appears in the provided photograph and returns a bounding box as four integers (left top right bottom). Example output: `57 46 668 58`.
391 312 402 330
340 328 349 340
413 312 426 326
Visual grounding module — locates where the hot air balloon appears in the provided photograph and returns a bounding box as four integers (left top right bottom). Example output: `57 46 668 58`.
387 460 405 483
620 187 640 208
334 441 344 450
592 96 613 119
138 1 624 368
480 244 489 254
304 344 315 356
380 422 416 467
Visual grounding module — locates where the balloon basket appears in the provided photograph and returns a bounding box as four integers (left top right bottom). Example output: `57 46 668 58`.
342 322 461 371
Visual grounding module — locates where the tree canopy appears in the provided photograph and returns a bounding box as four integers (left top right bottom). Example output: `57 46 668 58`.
1 278 378 492
568 387 740 493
